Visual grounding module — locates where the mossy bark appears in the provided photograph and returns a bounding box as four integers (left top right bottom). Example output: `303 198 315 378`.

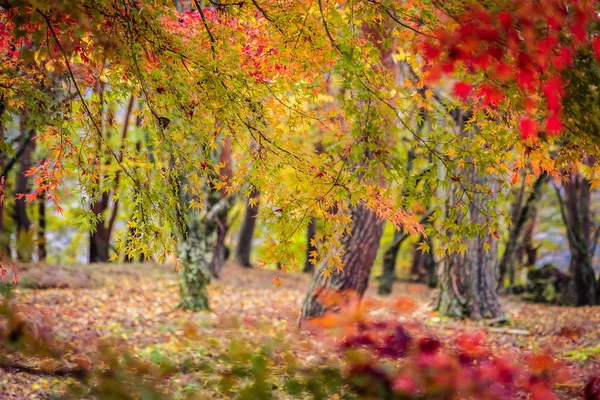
178 216 215 311
178 190 231 311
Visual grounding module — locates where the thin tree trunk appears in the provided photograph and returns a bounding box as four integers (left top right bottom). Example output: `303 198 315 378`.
236 189 260 268
379 211 433 295
425 238 437 288
89 190 110 263
378 230 406 295
89 95 134 263
0 112 8 257
303 217 317 273
300 204 384 319
15 119 35 262
209 135 233 278
410 235 429 283
37 196 46 261
498 175 544 290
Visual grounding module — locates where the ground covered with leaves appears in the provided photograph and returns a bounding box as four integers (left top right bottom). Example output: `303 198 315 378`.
1 263 599 399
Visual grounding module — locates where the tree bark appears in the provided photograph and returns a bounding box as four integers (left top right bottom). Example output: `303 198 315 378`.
89 195 110 263
209 135 233 279
435 110 504 320
498 175 544 289
89 95 134 263
14 119 35 262
555 176 598 306
303 217 317 274
0 112 8 257
235 189 260 268
378 230 405 295
178 190 231 311
436 234 503 319
379 211 433 295
300 204 384 319
424 238 437 288
37 196 46 261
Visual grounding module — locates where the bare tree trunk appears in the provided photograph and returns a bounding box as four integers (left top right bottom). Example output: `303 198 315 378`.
300 205 384 319
498 176 544 290
0 110 8 257
209 136 233 279
379 211 433 295
15 119 35 262
378 230 411 295
410 235 429 283
424 238 437 288
556 175 598 306
37 196 46 261
235 189 260 268
89 194 110 263
89 95 134 263
303 217 317 274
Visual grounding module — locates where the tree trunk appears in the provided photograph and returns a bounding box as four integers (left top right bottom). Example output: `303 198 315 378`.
178 215 213 311
37 196 46 261
209 199 232 278
556 176 598 306
379 211 433 295
410 235 430 283
436 234 503 319
300 204 384 320
378 230 409 295
178 190 230 311
208 135 233 279
424 238 437 288
14 120 35 262
435 110 504 320
89 192 110 263
179 131 233 308
235 190 260 268
303 217 317 273
0 114 8 257
498 175 544 290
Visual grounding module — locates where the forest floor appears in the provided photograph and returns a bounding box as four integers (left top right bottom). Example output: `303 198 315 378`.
1 262 599 399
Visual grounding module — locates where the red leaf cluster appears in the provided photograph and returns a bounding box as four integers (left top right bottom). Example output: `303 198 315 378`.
422 0 600 140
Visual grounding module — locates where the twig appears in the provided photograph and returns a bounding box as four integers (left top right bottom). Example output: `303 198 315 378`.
427 323 531 336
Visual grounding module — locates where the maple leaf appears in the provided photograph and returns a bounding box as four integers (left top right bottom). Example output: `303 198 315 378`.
592 38 600 60
453 81 471 99
520 117 538 140
553 47 573 71
478 85 503 107
542 77 563 112
546 114 562 135
422 42 441 59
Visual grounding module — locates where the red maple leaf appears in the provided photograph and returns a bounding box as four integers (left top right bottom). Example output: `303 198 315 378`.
542 77 564 112
520 117 538 140
546 114 562 135
592 38 600 60
453 81 472 99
